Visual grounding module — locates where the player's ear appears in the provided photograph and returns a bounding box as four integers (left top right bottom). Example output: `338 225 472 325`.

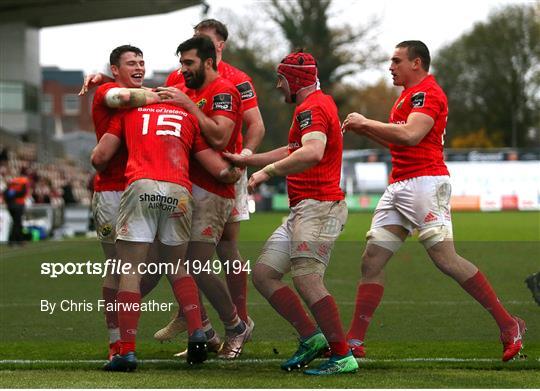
110 64 119 78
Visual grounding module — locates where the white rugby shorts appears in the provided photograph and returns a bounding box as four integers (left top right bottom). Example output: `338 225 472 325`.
258 199 348 274
371 175 453 235
190 184 235 245
92 191 122 244
116 179 192 246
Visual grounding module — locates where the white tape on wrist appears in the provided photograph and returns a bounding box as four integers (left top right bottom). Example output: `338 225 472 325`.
240 148 253 157
263 163 277 177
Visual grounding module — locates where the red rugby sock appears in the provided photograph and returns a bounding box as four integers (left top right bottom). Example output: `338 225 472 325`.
226 270 248 322
117 291 141 355
347 283 384 341
172 276 203 335
461 271 514 330
310 295 349 356
268 286 317 339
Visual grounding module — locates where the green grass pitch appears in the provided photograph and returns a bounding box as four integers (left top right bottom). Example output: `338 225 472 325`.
1 211 539 388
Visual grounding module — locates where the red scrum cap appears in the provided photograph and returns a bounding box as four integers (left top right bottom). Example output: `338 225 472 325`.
277 50 318 103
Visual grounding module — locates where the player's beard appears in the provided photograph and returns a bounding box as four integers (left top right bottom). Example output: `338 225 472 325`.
184 63 206 89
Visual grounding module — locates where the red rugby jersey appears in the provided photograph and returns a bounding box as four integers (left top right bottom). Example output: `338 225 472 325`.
92 82 128 192
389 75 449 183
166 60 259 152
287 90 345 207
169 77 242 199
107 103 208 190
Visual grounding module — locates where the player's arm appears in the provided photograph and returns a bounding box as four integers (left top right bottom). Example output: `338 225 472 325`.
78 73 114 96
223 146 288 168
343 112 434 146
104 88 161 109
91 134 121 172
247 133 326 193
241 107 265 155
156 86 233 150
194 149 241 184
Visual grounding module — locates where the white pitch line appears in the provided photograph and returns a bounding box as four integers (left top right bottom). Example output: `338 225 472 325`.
0 357 536 365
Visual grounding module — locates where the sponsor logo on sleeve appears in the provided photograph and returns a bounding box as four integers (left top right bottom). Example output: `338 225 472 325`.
212 93 233 111
236 81 255 100
411 92 426 108
296 110 312 131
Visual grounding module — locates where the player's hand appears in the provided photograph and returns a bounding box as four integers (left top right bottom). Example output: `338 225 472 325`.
218 166 243 184
247 170 270 194
342 112 369 134
155 87 193 108
78 73 109 96
223 152 249 168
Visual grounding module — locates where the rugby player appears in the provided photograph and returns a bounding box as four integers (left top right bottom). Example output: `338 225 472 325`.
342 40 526 362
225 51 358 375
88 45 161 361
154 19 262 350
156 35 252 359
91 96 241 371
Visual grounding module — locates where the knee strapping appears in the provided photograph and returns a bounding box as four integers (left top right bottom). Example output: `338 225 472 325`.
418 225 452 249
290 257 326 277
366 228 403 253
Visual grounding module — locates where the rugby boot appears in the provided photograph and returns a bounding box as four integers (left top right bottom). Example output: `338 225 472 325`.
304 351 358 375
103 351 137 372
281 331 329 371
186 329 208 364
218 321 250 359
154 313 186 342
501 316 527 362
174 331 222 357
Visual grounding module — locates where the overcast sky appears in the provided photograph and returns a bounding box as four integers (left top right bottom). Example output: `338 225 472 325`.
39 0 534 81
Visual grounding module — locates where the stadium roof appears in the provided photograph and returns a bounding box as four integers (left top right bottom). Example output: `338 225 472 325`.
0 0 202 27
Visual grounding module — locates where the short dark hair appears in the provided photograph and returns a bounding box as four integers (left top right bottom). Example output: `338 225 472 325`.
396 40 430 71
176 35 217 71
194 19 228 41
109 45 143 67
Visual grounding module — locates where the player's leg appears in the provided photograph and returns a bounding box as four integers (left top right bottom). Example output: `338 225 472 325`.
286 200 357 375
252 223 322 370
93 190 122 360
139 240 163 297
347 185 410 356
101 242 121 359
155 181 208 364
103 179 158 371
217 222 250 324
218 173 251 324
425 237 526 361
346 224 407 356
412 176 525 361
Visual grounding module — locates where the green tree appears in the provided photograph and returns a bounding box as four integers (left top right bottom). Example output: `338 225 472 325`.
433 4 540 147
266 0 384 93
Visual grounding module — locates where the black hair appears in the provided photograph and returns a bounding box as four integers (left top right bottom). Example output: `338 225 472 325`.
176 35 217 71
109 45 143 67
396 40 431 71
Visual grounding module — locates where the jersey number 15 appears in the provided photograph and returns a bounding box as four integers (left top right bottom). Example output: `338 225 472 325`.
141 114 182 138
